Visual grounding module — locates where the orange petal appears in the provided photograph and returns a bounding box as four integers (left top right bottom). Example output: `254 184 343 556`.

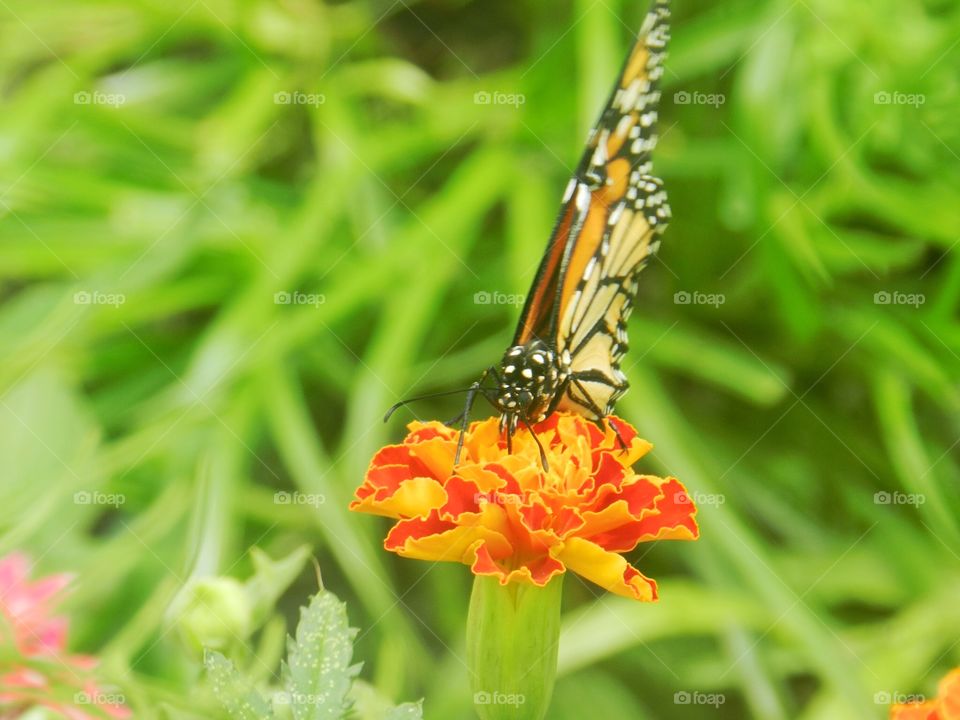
577 475 662 535
351 474 446 518
461 418 504 462
635 477 701 539
588 477 699 552
607 415 639 446
406 421 456 443
586 453 631 498
890 703 940 720
469 543 565 587
555 414 599 456
618 436 654 467
438 475 484 519
408 435 456 479
386 511 513 564
455 463 512 493
940 668 960 720
552 537 658 601
519 501 584 540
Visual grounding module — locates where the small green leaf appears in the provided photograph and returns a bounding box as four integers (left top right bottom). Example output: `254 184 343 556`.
245 545 312 629
283 590 360 720
205 650 274 720
384 701 424 720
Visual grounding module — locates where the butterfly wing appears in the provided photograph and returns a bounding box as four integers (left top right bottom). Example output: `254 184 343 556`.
511 179 589 346
512 0 672 416
555 174 669 417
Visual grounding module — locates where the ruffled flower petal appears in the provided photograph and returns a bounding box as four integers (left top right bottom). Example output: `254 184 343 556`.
468 543 566 587
551 537 658 600
352 412 699 600
385 508 514 564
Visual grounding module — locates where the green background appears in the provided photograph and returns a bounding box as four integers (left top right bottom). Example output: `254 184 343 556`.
1 0 958 717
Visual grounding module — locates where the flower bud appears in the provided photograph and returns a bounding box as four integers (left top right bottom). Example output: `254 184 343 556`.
175 577 251 655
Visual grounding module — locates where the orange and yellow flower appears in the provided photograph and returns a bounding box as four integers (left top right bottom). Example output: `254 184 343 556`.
891 668 960 720
351 412 699 601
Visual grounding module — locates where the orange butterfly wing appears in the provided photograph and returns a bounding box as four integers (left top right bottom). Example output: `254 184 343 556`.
513 0 672 417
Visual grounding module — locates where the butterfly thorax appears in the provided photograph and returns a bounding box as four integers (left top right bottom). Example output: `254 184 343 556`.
494 340 570 431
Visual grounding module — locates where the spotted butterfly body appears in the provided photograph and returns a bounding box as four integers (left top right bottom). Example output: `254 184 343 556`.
485 0 672 444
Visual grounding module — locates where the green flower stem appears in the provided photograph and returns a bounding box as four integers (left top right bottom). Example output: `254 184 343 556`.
466 575 563 720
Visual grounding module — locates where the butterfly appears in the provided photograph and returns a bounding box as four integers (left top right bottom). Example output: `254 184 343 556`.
388 0 672 466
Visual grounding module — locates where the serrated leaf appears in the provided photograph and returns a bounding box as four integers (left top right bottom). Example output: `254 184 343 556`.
384 701 423 720
205 650 274 720
283 590 360 720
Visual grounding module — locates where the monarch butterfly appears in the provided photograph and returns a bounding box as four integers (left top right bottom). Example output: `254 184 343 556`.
389 0 671 465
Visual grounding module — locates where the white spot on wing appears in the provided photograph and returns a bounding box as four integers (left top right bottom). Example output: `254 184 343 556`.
575 184 591 213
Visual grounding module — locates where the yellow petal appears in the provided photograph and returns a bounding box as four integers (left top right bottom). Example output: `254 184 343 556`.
552 537 657 601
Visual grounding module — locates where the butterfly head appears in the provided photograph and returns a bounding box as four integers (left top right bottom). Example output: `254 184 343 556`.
494 340 567 425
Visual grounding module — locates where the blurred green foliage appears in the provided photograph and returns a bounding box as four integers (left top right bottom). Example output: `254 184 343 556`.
1 0 958 718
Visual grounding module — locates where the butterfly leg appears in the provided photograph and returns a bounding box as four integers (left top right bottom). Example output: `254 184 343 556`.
483 365 520 454
454 367 498 464
569 374 630 452
454 384 478 464
606 416 630 452
521 418 549 471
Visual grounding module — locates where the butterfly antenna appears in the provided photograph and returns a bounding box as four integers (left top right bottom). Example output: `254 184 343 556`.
383 387 474 423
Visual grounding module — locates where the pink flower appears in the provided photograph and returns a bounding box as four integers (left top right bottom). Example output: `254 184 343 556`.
0 553 130 719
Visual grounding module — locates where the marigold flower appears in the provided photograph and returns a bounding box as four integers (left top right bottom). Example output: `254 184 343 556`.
0 552 130 719
891 668 960 720
351 412 699 600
